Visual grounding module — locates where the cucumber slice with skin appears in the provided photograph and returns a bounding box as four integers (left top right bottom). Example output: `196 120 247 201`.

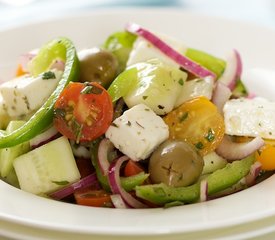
13 136 81 195
0 121 30 178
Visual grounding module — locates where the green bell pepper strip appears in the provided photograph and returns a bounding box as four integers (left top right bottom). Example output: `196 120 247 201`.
0 37 80 148
185 48 226 78
135 156 255 205
90 139 149 192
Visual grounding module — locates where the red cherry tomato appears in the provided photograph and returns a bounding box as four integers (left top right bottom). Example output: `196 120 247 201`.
53 82 113 142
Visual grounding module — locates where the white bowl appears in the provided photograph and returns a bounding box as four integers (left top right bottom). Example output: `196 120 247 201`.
1 8 275 240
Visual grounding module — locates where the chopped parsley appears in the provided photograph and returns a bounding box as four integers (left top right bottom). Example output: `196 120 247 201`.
195 142 204 150
178 78 184 86
178 112 188 122
158 105 165 110
52 180 69 186
42 71 56 80
205 128 215 142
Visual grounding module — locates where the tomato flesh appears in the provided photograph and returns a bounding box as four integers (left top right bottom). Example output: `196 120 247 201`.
256 142 275 170
124 160 144 177
54 82 113 142
74 188 113 207
164 97 225 156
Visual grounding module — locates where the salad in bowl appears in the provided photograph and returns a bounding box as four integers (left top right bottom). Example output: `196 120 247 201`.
0 22 273 209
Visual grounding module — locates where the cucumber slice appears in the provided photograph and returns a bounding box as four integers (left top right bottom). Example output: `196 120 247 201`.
202 152 227 175
0 121 30 178
13 136 81 195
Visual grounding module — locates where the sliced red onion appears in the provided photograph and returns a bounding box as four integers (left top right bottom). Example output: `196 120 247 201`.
126 22 216 79
211 82 232 113
50 60 65 71
108 156 148 208
30 126 59 149
218 49 242 90
200 179 208 202
49 173 99 200
216 135 265 161
110 194 128 209
247 92 257 99
244 161 262 186
98 138 115 176
18 53 36 72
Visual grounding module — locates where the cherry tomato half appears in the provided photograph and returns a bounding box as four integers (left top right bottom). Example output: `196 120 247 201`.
164 97 225 156
74 188 113 207
256 142 275 171
53 82 113 142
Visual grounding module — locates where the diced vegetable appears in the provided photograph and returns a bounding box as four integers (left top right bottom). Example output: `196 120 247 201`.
164 97 225 156
0 121 30 178
53 82 113 143
136 156 255 205
13 136 81 195
122 59 187 115
185 48 226 78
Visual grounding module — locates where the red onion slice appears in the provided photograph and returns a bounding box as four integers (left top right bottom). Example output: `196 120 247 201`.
30 126 59 149
108 156 148 208
219 49 242 90
110 194 128 209
19 53 36 72
50 60 65 71
98 138 115 176
244 161 262 186
211 82 232 113
126 22 216 79
200 180 208 202
49 173 99 200
216 135 265 161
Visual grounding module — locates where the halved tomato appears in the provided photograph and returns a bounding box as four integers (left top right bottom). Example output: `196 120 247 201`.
164 97 225 156
53 82 113 142
74 188 113 207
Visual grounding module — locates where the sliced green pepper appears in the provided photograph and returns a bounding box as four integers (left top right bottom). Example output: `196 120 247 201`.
0 37 80 148
185 48 226 78
135 156 255 205
103 31 137 73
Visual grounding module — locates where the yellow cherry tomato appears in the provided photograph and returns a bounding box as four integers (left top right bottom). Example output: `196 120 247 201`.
255 143 275 170
163 97 225 156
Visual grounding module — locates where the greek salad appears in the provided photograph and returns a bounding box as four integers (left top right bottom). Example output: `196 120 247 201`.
0 23 274 208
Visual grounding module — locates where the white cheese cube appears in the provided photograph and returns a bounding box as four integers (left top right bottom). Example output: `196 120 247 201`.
105 104 169 161
223 97 275 139
0 69 62 117
127 34 188 67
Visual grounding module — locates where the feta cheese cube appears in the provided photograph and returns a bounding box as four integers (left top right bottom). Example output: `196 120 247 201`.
0 69 62 117
105 104 169 161
223 97 275 139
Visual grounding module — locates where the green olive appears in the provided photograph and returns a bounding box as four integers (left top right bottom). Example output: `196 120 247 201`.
149 140 204 187
78 47 119 88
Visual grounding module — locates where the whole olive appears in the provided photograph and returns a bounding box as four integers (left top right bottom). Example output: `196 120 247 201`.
78 47 119 88
149 140 204 187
